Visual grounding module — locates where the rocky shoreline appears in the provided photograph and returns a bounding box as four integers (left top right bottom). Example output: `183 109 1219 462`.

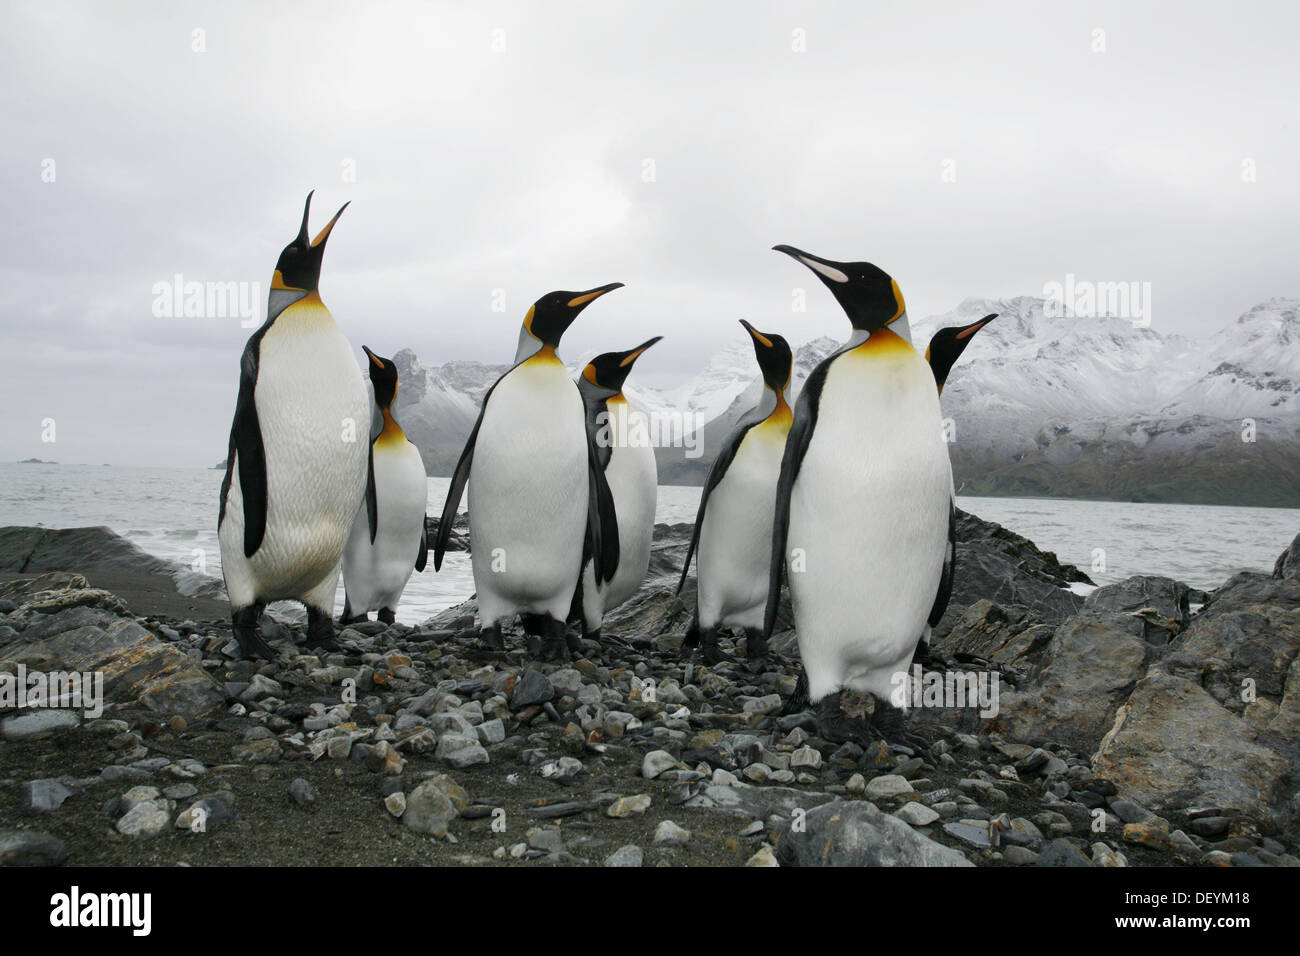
1 517 1298 867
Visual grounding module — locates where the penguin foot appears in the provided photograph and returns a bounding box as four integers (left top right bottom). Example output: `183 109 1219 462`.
743 629 770 661
870 700 928 752
812 692 874 747
910 642 950 673
305 607 340 651
231 604 274 660
699 642 733 666
781 669 812 717
478 625 507 653
233 628 276 661
378 608 396 626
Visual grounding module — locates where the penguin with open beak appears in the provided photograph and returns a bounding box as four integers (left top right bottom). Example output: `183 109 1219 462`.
217 192 368 660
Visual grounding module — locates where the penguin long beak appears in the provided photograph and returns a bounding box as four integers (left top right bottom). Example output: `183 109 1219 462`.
311 202 350 248
567 282 625 311
296 191 315 244
772 244 849 284
956 313 998 339
619 335 663 367
739 318 774 348
361 344 385 369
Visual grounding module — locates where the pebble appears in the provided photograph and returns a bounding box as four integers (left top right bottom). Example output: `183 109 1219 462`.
654 820 691 847
0 830 68 866
895 803 941 827
864 774 913 799
289 778 317 807
384 792 407 818
745 844 779 867
604 844 644 867
21 779 74 813
607 794 652 818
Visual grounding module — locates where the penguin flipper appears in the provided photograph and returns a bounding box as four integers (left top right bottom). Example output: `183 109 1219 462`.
927 498 957 627
762 359 828 640
674 421 754 596
434 370 511 569
415 516 429 573
587 436 620 586
219 341 269 559
365 442 378 545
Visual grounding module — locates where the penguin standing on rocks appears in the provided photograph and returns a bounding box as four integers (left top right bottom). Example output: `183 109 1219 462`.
782 311 1000 704
218 192 368 659
340 347 430 626
764 245 950 743
433 284 623 660
570 337 663 644
911 313 997 668
677 320 793 664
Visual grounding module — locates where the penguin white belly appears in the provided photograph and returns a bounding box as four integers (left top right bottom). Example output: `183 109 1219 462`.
342 440 428 613
582 404 659 629
469 357 588 626
219 301 369 610
789 346 951 703
697 422 787 631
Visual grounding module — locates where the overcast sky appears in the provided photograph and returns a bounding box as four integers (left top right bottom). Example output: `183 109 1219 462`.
3 0 1297 467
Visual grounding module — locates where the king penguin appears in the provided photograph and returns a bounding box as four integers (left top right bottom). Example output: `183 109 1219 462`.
433 284 624 661
763 245 950 744
910 312 997 665
781 311 1000 705
218 192 369 659
677 320 793 664
570 337 663 644
340 347 430 626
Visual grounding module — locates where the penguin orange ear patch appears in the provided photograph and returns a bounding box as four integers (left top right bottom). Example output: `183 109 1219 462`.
890 279 907 322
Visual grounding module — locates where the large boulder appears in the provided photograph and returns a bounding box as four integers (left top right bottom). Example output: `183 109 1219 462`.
0 579 226 721
1092 562 1300 836
776 799 973 867
990 608 1152 752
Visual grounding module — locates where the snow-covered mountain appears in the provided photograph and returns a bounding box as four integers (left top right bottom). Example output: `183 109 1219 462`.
389 296 1300 507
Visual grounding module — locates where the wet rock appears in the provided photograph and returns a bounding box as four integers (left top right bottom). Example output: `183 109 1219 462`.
777 800 973 867
1035 838 1093 867
4 618 225 720
2 710 81 741
1094 670 1289 824
604 844 644 867
511 670 555 708
404 781 458 837
864 774 913 800
21 778 74 813
0 829 67 866
607 794 652 818
289 778 316 807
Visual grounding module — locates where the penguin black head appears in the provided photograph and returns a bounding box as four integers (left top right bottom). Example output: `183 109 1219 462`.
581 336 663 397
361 346 398 408
272 191 349 293
739 320 793 393
773 245 905 332
523 283 625 349
925 314 996 394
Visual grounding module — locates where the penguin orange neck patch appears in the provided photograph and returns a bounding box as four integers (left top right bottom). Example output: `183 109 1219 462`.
375 408 405 447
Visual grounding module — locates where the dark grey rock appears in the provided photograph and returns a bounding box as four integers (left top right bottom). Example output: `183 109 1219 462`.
777 800 973 867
